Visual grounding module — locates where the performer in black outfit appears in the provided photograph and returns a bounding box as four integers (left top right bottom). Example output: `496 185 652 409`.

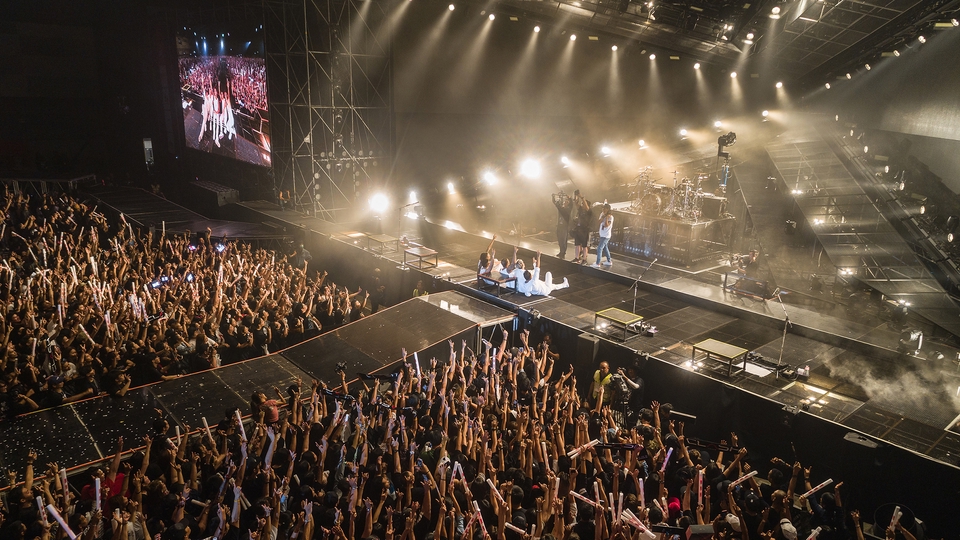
552 192 573 259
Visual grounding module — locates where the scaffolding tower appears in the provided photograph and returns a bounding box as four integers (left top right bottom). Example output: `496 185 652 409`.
264 0 393 222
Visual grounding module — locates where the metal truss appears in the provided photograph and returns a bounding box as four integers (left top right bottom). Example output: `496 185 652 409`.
264 0 393 222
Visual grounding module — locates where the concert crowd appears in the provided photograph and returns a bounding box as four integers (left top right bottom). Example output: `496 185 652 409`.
0 189 370 419
0 190 917 540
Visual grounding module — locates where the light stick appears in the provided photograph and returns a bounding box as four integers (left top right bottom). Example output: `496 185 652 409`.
618 492 624 519
59 469 68 499
175 425 181 446
806 527 822 540
639 478 645 508
567 439 600 458
162 221 165 237
46 504 77 539
94 477 101 511
800 478 832 500
593 480 601 504
553 477 560 500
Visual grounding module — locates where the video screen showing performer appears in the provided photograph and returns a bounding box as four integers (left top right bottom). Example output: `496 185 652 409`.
177 28 271 167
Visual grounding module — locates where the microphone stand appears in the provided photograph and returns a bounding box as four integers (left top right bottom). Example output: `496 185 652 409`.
631 258 657 314
774 288 791 379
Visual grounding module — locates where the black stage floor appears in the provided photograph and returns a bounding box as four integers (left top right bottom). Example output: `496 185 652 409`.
0 291 513 475
233 201 960 467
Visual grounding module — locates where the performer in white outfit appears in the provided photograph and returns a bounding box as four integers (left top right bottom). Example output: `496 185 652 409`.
517 251 569 297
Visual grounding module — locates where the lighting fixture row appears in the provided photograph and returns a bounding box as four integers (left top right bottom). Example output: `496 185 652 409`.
824 21 959 90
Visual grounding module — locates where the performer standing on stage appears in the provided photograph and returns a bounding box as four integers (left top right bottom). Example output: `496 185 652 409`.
593 203 614 268
552 191 572 259
572 190 592 264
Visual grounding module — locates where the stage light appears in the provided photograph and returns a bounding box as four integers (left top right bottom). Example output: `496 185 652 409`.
409 191 417 202
770 5 781 18
693 62 701 69
448 3 455 10
679 128 688 137
561 156 571 165
825 83 831 89
813 218 823 225
884 165 890 173
846 73 852 79
762 110 769 117
369 192 389 214
601 146 612 156
570 34 577 41
949 233 955 243
649 53 656 60
482 171 496 185
920 205 926 215
863 146 869 153
611 45 618 51
639 139 646 147
953 18 959 26
918 35 926 43
893 49 900 56
534 25 540 32
897 181 905 191
714 120 722 128
730 71 737 78
746 32 754 39
447 182 456 194
489 13 495 20
520 159 542 179
865 63 871 70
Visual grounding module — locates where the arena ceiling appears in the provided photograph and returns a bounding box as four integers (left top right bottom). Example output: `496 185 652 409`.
476 0 960 87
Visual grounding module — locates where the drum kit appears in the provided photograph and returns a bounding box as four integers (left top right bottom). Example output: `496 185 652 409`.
629 167 708 221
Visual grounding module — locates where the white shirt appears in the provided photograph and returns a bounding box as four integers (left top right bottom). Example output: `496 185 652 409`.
517 267 540 296
599 213 613 238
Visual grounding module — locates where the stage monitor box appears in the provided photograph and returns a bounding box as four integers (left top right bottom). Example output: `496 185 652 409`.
187 180 240 218
701 195 726 220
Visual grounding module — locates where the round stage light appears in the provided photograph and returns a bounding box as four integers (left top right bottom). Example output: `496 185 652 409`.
448 3 455 10
762 110 769 117
570 34 576 41
489 13 495 20
482 171 496 185
447 181 456 194
730 71 737 78
649 53 656 60
714 120 722 128
561 156 571 165
638 139 646 147
825 83 831 89
409 191 417 202
368 193 389 214
534 25 540 33
611 45 618 51
601 146 612 156
520 159 542 179
693 62 701 69
776 81 783 88
679 129 688 137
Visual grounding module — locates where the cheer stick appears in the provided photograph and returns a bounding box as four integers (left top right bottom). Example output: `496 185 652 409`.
175 425 181 446
235 410 247 441
94 477 101 511
37 496 48 526
553 477 560 501
890 506 902 529
504 523 525 535
570 490 600 509
567 439 600 459
800 478 833 500
46 505 77 540
807 527 822 540
486 478 505 504
593 480 601 504
730 470 758 488
638 478 645 508
661 447 673 473
202 417 214 442
698 469 704 503
618 493 625 520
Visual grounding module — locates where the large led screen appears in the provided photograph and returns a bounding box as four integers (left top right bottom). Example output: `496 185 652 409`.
177 28 270 166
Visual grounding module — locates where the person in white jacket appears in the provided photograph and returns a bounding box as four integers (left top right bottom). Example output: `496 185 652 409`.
516 250 570 296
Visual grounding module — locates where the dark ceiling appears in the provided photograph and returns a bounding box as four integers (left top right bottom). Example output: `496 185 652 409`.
476 0 960 87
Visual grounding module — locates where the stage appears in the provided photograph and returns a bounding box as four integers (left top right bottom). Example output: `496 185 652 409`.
226 198 960 469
